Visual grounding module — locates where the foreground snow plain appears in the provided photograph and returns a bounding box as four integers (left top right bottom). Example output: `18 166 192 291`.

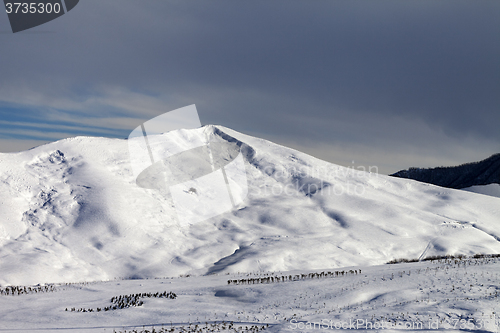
0 256 498 332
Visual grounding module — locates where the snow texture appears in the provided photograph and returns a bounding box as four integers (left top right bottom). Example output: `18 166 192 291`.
0 257 498 332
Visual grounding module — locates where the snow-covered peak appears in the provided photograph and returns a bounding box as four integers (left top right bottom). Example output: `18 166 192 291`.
0 126 499 286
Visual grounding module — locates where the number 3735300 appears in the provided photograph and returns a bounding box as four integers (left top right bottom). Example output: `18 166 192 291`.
5 2 62 14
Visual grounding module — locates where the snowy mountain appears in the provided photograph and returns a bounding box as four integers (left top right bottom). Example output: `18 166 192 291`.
0 125 499 286
390 153 500 189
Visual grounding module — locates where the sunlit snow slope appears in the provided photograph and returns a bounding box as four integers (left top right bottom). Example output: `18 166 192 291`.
0 125 499 285
463 184 500 199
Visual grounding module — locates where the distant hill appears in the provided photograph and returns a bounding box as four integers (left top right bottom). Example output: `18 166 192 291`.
390 154 500 189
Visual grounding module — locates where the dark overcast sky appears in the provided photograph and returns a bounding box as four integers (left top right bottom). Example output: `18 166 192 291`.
0 0 499 174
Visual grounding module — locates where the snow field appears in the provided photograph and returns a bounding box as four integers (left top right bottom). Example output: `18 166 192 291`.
463 184 500 199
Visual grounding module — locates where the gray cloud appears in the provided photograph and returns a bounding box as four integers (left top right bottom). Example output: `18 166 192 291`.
0 0 498 173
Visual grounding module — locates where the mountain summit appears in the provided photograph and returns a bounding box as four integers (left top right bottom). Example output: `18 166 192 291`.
0 126 499 285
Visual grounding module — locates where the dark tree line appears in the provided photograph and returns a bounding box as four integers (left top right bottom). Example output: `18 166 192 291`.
113 321 268 333
227 269 361 285
387 253 500 264
390 153 500 189
67 291 177 312
0 284 56 296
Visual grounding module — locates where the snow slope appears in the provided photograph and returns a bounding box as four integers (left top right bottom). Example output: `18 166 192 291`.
463 184 500 199
390 153 500 189
0 125 499 286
